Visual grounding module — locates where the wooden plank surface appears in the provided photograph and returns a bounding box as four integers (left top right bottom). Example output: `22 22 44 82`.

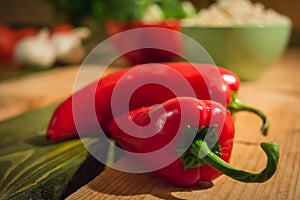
67 49 300 200
0 65 120 121
0 65 124 199
0 49 299 199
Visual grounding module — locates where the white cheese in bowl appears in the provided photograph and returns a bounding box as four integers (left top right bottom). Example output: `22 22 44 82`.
181 0 291 26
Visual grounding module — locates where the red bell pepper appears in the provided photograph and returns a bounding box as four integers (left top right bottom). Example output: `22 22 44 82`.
106 20 182 65
46 62 267 141
0 25 16 60
14 27 38 42
51 23 73 35
108 97 279 186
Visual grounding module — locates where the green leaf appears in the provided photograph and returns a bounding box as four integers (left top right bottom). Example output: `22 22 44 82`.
46 0 195 27
0 104 108 199
157 0 188 19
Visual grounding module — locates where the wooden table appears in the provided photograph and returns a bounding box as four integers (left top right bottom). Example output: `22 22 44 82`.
1 49 300 199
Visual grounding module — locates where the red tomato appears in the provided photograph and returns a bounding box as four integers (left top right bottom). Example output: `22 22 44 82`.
105 20 183 65
0 25 16 60
15 28 38 41
51 24 73 35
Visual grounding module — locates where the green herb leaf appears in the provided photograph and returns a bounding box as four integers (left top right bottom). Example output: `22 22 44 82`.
46 0 195 26
157 0 188 19
0 104 109 199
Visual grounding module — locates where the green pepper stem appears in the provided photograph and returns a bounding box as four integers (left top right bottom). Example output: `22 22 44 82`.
227 92 269 136
190 140 279 183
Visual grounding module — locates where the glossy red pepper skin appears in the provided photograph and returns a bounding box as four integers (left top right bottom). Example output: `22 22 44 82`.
47 62 239 140
108 97 235 186
106 20 182 65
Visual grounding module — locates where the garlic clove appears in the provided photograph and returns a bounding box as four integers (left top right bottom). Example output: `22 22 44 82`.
51 27 91 64
14 29 56 68
72 27 91 40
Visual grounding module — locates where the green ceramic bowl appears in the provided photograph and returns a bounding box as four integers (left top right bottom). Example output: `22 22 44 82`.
181 23 291 81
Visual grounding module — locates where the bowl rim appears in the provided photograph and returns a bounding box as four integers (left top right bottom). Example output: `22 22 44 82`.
180 21 292 29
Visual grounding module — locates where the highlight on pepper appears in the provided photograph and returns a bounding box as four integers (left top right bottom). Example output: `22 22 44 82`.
44 28 279 187
45 63 279 187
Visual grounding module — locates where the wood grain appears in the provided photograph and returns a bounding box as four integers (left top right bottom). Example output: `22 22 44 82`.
0 49 299 199
0 65 120 121
67 49 300 200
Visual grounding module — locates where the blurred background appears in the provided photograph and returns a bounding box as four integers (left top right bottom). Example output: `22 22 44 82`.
0 0 298 45
0 0 299 80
